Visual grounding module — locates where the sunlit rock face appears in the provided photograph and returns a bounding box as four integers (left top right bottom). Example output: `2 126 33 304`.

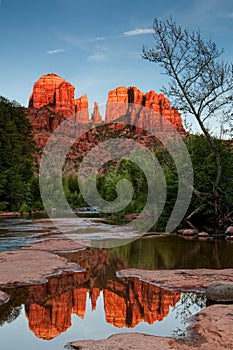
105 86 184 133
26 73 185 172
92 101 102 124
75 94 90 123
28 73 184 130
29 73 75 118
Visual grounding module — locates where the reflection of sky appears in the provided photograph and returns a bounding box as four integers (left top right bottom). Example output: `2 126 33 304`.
0 219 46 252
0 292 205 350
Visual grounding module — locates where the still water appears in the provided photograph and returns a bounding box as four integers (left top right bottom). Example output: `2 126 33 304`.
0 218 232 349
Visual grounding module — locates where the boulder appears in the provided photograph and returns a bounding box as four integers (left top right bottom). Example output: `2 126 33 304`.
225 226 233 235
206 282 233 302
197 231 210 238
178 229 197 236
226 235 233 241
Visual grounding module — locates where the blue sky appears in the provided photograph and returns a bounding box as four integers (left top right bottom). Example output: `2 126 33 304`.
0 0 232 108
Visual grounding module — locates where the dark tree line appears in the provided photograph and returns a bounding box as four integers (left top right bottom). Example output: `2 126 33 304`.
0 97 41 212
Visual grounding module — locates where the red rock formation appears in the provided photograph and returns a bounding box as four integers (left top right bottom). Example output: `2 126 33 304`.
105 86 184 133
28 74 184 135
92 101 102 124
105 86 129 122
29 73 75 117
26 74 186 172
28 74 184 131
75 94 89 123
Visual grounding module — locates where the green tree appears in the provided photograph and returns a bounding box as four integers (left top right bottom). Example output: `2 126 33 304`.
185 135 233 227
0 96 35 211
142 17 233 222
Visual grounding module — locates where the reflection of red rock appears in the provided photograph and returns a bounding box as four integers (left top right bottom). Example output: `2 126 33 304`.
104 279 180 328
24 272 180 339
25 283 89 340
22 249 181 340
25 291 73 340
90 288 101 311
72 288 88 319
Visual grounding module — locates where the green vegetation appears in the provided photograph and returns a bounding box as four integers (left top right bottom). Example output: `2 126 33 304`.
0 97 42 213
184 135 233 228
63 136 232 231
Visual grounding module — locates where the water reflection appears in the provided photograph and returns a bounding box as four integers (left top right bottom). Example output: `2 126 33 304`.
110 235 233 269
0 247 205 342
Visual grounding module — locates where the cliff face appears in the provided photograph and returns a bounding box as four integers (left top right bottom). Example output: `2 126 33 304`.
28 73 184 130
75 94 89 123
105 86 183 132
27 74 185 170
29 73 75 118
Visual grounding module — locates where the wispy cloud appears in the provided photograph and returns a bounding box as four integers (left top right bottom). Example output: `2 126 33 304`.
89 36 108 42
124 28 154 36
59 33 82 47
218 12 233 19
47 48 65 55
87 53 107 62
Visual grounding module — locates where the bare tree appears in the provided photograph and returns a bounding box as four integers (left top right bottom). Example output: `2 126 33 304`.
142 17 233 219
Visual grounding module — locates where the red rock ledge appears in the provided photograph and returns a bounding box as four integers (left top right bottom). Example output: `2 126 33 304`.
117 268 233 291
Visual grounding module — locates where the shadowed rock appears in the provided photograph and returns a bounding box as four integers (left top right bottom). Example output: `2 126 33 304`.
206 283 233 303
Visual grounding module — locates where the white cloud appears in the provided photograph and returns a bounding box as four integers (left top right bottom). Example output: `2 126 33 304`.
87 53 107 62
124 28 154 36
47 49 65 55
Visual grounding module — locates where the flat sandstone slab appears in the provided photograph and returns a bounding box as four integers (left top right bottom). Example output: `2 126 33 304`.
118 268 233 291
23 238 89 252
70 304 233 350
0 249 79 286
